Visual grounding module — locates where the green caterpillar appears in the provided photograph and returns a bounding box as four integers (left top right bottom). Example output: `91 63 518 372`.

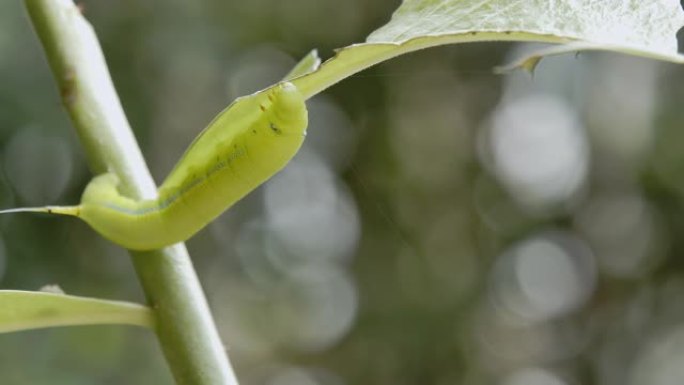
1 82 308 250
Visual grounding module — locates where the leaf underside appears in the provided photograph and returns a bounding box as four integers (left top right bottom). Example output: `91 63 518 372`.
289 0 684 99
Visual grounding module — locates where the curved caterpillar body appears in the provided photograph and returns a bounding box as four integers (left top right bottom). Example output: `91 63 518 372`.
4 82 307 250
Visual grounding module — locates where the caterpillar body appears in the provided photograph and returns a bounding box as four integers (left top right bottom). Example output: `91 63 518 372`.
2 82 308 250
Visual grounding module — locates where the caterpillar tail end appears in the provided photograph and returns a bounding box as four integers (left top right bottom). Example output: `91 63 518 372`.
0 205 81 217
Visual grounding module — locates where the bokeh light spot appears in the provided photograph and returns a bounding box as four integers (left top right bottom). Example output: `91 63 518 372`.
501 367 567 385
491 231 596 323
487 95 589 210
264 152 361 265
3 129 73 205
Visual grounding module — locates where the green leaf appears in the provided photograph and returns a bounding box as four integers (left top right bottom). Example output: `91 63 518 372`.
0 290 153 333
292 0 684 98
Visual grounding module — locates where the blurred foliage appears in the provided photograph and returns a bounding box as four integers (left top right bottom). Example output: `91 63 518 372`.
2 0 684 384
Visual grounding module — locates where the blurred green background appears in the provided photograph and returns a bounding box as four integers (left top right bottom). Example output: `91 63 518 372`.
2 0 684 384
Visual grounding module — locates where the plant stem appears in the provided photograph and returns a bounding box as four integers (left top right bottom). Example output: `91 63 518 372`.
23 0 238 383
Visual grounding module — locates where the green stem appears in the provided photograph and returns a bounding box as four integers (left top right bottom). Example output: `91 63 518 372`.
23 0 237 383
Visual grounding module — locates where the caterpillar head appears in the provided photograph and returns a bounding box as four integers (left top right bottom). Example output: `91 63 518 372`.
262 82 308 138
